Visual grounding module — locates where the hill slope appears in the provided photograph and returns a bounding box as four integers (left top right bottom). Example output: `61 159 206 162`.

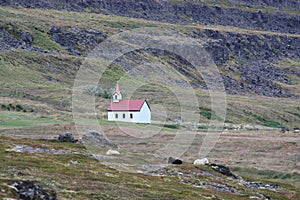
0 2 299 128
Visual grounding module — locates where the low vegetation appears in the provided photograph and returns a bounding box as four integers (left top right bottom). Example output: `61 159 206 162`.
0 135 299 199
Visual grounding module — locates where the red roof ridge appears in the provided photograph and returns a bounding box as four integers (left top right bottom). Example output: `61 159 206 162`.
107 99 148 111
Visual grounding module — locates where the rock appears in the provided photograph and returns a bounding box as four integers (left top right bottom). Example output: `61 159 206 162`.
58 132 77 143
70 160 80 165
13 180 57 200
106 149 120 155
210 163 238 179
168 157 183 165
20 31 33 45
82 130 117 148
194 158 209 165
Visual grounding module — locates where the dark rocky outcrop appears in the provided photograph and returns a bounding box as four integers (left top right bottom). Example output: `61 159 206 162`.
186 29 300 97
228 0 300 11
0 26 106 55
13 180 57 200
0 28 22 50
1 0 299 34
49 26 106 56
0 28 46 52
210 163 238 179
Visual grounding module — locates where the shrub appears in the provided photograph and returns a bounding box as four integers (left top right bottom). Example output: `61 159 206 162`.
15 104 23 111
8 103 15 110
198 107 222 120
163 124 179 129
253 114 280 128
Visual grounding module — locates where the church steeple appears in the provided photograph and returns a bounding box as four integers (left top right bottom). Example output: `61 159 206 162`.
112 83 122 102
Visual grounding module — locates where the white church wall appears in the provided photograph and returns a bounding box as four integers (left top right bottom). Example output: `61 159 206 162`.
107 103 150 123
134 103 151 123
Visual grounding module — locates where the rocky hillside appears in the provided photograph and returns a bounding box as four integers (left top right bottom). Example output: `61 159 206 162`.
1 2 299 97
1 0 300 34
0 1 299 127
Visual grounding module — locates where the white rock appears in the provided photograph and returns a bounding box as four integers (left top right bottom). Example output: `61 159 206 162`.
106 149 120 155
193 158 209 165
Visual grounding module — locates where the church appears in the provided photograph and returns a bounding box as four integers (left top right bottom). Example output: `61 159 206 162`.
107 84 151 123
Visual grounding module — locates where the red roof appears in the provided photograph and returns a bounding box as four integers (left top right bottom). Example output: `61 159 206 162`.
107 99 148 111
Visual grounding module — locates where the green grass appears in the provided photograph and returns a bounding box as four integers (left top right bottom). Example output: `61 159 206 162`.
0 111 71 128
252 114 281 128
198 107 223 121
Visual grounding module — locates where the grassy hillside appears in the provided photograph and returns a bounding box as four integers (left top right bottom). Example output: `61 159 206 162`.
0 6 299 129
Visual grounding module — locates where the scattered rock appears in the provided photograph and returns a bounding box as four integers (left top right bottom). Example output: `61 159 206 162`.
168 157 183 165
244 181 279 190
0 28 22 50
58 132 77 143
49 26 106 56
181 180 236 193
6 145 72 155
82 130 117 148
194 158 209 165
13 180 57 200
106 149 120 155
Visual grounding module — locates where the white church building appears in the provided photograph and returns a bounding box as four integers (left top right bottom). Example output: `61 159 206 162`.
107 84 151 123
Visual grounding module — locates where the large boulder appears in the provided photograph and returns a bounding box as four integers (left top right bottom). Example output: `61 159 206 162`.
194 158 209 165
58 132 77 143
168 157 183 165
82 130 117 148
106 149 120 155
13 180 57 200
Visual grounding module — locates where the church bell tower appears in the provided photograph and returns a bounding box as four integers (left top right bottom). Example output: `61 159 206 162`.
112 83 122 102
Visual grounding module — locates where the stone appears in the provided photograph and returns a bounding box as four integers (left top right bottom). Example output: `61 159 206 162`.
194 158 209 165
20 31 33 45
106 149 120 155
70 160 80 165
168 157 183 165
210 163 238 179
58 132 77 143
82 130 117 148
13 180 57 200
